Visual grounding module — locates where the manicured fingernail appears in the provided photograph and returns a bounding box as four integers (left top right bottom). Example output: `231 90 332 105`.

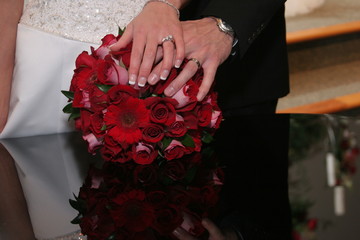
138 77 146 87
129 74 136 85
160 70 169 80
175 60 182 68
165 86 176 96
148 73 158 84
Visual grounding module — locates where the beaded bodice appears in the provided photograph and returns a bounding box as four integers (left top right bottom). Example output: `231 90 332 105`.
20 0 148 44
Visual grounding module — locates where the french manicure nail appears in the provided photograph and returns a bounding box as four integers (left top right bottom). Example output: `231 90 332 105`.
175 59 182 68
160 70 169 80
138 77 147 87
129 74 136 85
148 73 158 84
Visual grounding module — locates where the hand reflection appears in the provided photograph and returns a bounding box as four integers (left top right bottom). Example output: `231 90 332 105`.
173 218 239 240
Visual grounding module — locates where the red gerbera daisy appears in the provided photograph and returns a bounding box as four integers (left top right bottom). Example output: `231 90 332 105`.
104 97 149 144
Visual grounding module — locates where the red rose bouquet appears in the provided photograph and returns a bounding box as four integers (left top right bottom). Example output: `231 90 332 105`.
62 33 223 165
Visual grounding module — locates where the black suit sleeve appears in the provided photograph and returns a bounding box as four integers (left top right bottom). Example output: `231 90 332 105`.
182 0 286 58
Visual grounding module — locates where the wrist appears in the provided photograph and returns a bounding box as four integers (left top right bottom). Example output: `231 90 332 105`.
205 16 239 57
144 0 180 18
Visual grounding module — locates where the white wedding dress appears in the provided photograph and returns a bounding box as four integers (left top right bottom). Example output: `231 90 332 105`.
0 0 147 139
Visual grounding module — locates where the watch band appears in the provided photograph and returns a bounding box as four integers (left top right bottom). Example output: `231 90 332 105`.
206 16 239 57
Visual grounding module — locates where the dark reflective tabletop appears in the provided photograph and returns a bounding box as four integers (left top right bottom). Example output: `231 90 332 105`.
1 114 359 240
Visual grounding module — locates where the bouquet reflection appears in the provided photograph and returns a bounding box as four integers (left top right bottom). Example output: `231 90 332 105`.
71 149 223 240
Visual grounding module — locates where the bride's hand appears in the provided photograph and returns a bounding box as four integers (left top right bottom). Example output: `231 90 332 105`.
148 18 233 101
110 1 185 88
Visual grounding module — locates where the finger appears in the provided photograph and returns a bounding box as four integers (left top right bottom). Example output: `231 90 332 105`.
148 61 162 85
127 35 146 85
159 40 175 80
164 58 199 97
202 218 224 240
197 62 218 101
137 37 158 87
110 25 133 51
173 31 185 68
172 227 198 240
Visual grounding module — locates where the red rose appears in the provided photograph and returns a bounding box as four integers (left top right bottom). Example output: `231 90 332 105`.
111 190 155 232
75 51 97 69
75 109 92 133
163 160 186 181
90 112 106 137
182 112 199 130
145 97 178 126
70 67 95 93
88 85 108 112
95 56 128 86
147 191 168 208
107 85 138 104
196 103 212 127
132 142 157 165
152 205 183 235
169 187 190 207
166 114 187 137
142 123 164 143
103 135 123 155
164 140 187 160
133 164 158 186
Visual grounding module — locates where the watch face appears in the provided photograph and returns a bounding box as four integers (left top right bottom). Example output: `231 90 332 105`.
218 19 234 35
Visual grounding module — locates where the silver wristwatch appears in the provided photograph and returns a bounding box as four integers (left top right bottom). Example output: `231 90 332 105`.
208 16 239 56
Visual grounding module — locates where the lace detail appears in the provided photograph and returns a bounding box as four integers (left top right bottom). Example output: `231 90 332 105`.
20 0 148 44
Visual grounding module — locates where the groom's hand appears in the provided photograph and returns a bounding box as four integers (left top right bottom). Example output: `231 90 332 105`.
148 18 233 101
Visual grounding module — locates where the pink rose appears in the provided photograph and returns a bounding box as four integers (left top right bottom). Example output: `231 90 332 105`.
132 142 157 165
94 34 118 59
96 56 128 86
83 133 102 153
171 80 198 112
164 140 187 160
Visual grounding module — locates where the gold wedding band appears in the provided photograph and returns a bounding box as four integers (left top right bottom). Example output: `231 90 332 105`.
189 58 201 69
161 35 174 44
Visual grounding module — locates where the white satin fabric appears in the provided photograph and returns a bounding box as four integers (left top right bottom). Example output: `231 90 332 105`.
0 133 92 239
0 24 95 139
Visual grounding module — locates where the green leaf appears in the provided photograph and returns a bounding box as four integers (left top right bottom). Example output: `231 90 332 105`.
62 103 73 114
181 134 195 148
161 137 172 150
61 90 74 100
96 84 113 93
118 26 126 36
70 214 83 224
69 112 80 121
202 131 214 144
69 199 80 211
101 124 107 131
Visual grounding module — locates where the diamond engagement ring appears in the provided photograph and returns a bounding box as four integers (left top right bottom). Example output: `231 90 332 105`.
161 35 174 44
189 58 201 69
